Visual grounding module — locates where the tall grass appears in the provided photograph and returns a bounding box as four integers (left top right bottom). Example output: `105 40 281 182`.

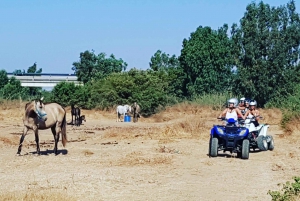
192 92 233 110
265 84 300 130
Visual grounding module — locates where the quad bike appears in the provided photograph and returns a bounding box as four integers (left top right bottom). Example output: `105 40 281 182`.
209 117 250 159
240 117 274 151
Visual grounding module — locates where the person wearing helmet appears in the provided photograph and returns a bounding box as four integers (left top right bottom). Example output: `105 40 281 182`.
238 97 246 116
244 100 260 123
240 98 250 115
243 99 250 114
218 98 245 123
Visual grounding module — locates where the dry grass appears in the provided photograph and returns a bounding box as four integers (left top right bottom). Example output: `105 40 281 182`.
260 108 282 125
159 114 213 142
0 191 76 201
101 105 217 143
281 118 300 143
0 99 24 110
148 102 219 123
102 115 212 143
116 151 173 166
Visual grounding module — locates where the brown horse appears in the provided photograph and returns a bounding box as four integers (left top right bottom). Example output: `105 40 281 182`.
17 97 67 155
131 102 141 123
71 104 81 126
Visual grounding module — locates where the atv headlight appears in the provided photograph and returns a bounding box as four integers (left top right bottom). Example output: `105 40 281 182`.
239 129 247 136
216 127 224 135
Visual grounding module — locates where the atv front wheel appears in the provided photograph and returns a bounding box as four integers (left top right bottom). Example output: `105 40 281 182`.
209 138 218 157
268 135 274 151
257 135 268 151
241 139 250 159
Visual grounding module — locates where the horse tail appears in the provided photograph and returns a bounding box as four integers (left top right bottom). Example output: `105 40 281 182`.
61 113 67 147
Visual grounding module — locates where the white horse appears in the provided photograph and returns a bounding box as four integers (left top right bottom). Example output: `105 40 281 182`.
116 105 131 122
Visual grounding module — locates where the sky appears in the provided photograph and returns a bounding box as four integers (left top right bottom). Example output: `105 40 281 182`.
0 0 298 74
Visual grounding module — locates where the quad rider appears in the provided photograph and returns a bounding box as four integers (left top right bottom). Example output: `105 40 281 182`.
238 97 246 109
243 100 260 126
242 99 250 115
218 98 245 126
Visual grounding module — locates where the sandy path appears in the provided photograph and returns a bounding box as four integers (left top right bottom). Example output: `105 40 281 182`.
0 113 299 201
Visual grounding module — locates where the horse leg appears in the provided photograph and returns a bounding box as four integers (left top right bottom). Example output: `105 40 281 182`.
17 126 29 155
34 128 40 155
77 115 80 126
51 127 57 154
53 123 62 155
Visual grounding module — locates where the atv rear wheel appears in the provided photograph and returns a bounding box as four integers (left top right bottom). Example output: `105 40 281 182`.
241 139 250 159
268 135 274 151
257 135 268 151
209 138 218 157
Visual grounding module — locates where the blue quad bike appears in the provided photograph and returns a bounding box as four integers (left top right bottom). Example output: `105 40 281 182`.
209 117 250 159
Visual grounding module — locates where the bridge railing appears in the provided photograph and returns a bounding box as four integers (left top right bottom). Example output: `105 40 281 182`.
6 73 82 87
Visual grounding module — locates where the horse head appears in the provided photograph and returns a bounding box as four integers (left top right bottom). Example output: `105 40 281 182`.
34 97 47 121
127 105 132 113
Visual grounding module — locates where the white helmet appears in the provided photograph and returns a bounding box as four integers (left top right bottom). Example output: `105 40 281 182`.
240 97 245 102
249 100 257 106
228 98 238 107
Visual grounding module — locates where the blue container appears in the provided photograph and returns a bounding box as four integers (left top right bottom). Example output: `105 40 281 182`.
124 115 131 122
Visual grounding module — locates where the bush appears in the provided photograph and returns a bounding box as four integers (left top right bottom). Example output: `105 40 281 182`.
88 69 176 116
51 82 90 108
265 84 300 128
268 177 300 201
1 77 29 100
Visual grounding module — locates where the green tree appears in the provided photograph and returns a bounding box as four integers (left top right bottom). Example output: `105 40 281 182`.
232 1 300 106
88 68 172 116
150 50 180 71
51 82 89 108
13 69 25 75
27 62 42 96
2 77 29 100
72 50 127 84
179 25 235 98
149 50 185 98
0 69 9 88
27 62 42 74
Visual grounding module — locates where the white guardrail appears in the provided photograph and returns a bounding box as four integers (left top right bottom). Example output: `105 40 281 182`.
7 73 83 87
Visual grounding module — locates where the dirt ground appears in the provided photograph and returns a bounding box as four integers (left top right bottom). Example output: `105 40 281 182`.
0 103 299 201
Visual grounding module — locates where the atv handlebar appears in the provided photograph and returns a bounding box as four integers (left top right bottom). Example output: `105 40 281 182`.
246 116 263 121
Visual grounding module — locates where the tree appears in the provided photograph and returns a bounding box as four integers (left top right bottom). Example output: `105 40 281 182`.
51 82 89 108
72 50 127 84
2 77 29 100
179 25 235 98
149 50 185 98
88 68 172 116
27 62 42 74
149 50 180 71
232 1 300 106
13 69 25 75
0 69 9 88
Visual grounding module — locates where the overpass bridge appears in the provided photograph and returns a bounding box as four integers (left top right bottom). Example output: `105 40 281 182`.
7 73 83 88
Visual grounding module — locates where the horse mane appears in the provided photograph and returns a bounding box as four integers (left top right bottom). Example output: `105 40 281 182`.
25 100 35 110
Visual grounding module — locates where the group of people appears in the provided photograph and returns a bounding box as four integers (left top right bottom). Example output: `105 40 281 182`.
218 97 260 125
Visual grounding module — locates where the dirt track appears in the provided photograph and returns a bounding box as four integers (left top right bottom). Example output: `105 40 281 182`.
0 106 299 201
